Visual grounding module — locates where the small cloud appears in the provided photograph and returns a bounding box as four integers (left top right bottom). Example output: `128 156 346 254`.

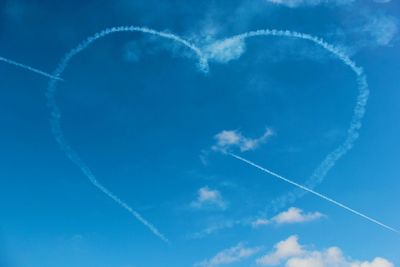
195 243 261 267
213 130 241 149
212 128 274 153
191 186 227 210
256 235 394 267
204 37 246 63
271 207 324 224
373 0 391 3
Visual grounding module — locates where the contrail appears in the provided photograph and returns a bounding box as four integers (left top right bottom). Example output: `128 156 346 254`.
226 30 369 210
229 152 400 235
0 56 62 81
46 26 208 243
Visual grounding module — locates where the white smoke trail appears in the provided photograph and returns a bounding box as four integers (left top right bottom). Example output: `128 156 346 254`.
46 26 209 243
0 56 62 81
225 30 369 210
230 153 400 235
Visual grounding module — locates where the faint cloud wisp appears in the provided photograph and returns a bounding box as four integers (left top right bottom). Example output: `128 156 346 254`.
191 186 227 210
195 243 261 267
265 0 355 8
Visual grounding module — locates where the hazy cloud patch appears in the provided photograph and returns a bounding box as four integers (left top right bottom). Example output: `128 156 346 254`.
195 243 261 267
191 186 227 210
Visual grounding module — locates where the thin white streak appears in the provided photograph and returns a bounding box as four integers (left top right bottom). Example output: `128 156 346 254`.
0 56 63 81
46 26 208 243
226 30 369 209
230 153 400 235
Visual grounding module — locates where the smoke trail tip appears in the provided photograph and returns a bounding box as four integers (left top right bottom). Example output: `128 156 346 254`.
198 59 210 74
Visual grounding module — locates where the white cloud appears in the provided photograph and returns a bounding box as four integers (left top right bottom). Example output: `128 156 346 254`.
285 247 345 267
191 186 227 210
272 207 324 224
212 128 274 153
251 207 323 228
195 243 261 267
256 236 304 266
256 235 394 267
361 15 398 46
265 0 354 8
373 0 391 3
351 257 395 267
204 37 246 63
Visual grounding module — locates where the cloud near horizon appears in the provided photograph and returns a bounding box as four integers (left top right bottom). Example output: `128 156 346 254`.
256 235 394 267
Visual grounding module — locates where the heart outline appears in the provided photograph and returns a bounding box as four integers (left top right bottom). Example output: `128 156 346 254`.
45 26 369 243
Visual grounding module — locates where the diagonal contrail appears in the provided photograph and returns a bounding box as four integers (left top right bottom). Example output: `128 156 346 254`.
0 56 63 81
229 152 400 235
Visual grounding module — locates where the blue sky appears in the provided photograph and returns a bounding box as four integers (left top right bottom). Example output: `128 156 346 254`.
1 0 400 267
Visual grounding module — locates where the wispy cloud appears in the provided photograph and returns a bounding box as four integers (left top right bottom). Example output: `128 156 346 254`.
251 218 270 228
187 219 241 239
252 207 324 228
191 187 227 210
373 0 392 3
190 207 322 238
265 0 354 8
190 207 322 239
360 14 398 46
203 37 246 63
195 243 261 267
256 235 394 267
212 128 274 153
123 41 141 62
335 10 399 51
